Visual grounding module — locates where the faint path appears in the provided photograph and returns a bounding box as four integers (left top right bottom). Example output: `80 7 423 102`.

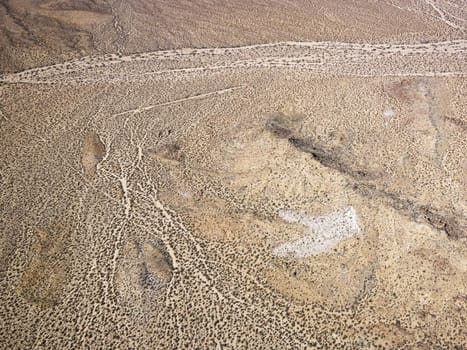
113 86 245 117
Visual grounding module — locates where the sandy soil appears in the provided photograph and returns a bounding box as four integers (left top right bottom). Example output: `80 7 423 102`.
1 0 465 73
0 1 466 349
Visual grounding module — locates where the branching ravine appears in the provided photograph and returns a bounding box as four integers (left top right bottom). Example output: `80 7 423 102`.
423 0 465 32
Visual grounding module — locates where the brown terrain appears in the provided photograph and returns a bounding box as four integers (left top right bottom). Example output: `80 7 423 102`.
1 0 466 73
0 0 466 349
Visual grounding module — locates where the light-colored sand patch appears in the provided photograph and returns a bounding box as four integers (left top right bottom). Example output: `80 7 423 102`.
383 106 395 127
273 207 361 258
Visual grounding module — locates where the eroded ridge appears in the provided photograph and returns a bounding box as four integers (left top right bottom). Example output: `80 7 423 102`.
266 114 466 239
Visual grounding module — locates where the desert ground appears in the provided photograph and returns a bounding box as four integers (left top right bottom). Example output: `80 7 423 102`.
0 0 466 349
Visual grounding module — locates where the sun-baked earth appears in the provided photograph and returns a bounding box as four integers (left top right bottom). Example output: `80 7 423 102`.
0 0 466 349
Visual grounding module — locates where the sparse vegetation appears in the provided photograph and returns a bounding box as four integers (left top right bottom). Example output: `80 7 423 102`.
0 1 466 349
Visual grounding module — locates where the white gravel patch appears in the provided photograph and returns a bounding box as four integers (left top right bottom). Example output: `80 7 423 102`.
273 207 361 258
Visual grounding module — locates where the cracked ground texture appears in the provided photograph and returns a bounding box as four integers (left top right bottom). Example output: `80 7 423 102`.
0 1 466 349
